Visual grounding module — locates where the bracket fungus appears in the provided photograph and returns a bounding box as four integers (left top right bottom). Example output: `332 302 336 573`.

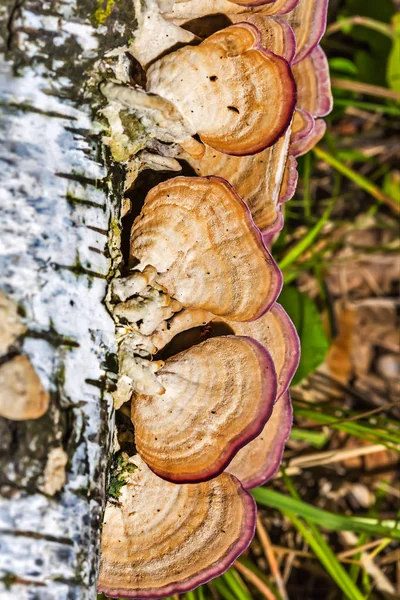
98 455 256 599
102 23 296 156
132 336 277 482
128 176 282 321
228 390 293 488
0 355 49 421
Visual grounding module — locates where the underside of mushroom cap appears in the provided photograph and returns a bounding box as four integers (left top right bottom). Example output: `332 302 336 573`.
227 391 293 488
278 154 299 203
293 45 333 118
132 335 277 482
284 0 329 63
130 176 282 321
146 23 296 154
98 455 256 598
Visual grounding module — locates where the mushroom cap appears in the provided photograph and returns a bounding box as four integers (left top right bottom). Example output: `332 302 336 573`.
229 0 279 6
229 14 296 63
164 0 299 20
180 129 291 233
130 176 282 321
132 335 277 482
293 45 333 118
290 118 326 157
227 390 293 488
278 154 298 203
284 0 329 63
0 355 50 421
98 455 256 599
147 23 296 155
214 303 300 400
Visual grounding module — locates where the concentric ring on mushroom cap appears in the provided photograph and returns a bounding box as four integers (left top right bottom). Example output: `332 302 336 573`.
164 0 299 20
130 176 282 321
227 391 293 489
132 336 277 483
98 455 256 599
146 23 296 155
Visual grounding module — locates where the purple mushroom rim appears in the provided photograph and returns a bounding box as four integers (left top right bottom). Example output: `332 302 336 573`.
238 391 293 490
98 477 257 599
291 0 329 64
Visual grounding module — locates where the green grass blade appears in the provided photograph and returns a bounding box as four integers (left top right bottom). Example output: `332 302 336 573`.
288 513 365 600
313 146 399 212
212 578 239 600
290 428 329 448
279 199 334 271
252 489 400 540
221 569 252 600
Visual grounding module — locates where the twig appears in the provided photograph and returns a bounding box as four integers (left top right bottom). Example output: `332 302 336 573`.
331 78 400 102
234 560 278 600
326 16 394 38
257 517 289 600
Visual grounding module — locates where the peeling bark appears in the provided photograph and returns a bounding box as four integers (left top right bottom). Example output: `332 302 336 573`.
0 0 133 597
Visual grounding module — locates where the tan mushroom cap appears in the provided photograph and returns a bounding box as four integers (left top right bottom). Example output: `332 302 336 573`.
132 336 277 482
147 23 296 154
0 291 26 356
292 45 333 118
98 455 256 599
130 176 282 321
227 391 293 488
213 303 300 400
0 355 50 420
283 0 329 63
164 0 298 20
180 128 291 233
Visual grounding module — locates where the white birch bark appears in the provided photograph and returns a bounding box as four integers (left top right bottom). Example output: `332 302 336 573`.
0 0 132 597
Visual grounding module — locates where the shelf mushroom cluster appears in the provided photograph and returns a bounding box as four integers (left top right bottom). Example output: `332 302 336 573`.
98 0 332 598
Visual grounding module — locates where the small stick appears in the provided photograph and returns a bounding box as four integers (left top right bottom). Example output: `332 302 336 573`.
257 516 289 600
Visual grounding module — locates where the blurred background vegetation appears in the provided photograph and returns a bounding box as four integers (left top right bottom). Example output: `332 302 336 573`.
100 0 400 598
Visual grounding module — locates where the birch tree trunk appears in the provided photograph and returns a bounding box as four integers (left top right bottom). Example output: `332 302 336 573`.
0 1 131 597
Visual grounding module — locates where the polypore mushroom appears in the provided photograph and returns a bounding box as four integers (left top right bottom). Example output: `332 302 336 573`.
132 336 277 482
128 176 282 321
293 45 333 119
227 391 292 488
283 0 329 63
179 129 292 233
102 23 296 156
0 290 26 356
98 454 256 598
164 0 299 20
0 355 50 420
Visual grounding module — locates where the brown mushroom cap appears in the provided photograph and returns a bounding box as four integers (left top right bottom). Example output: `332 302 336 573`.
214 303 300 400
293 45 333 118
290 118 326 158
284 0 329 63
229 14 296 63
0 355 50 421
132 336 277 482
180 129 291 233
227 391 292 488
130 176 282 321
98 455 256 599
146 23 296 154
164 0 299 21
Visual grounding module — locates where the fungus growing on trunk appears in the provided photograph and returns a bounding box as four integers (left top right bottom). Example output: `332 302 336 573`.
228 391 293 488
98 454 256 599
129 176 282 321
284 0 329 63
132 336 277 482
0 355 49 421
102 23 296 155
